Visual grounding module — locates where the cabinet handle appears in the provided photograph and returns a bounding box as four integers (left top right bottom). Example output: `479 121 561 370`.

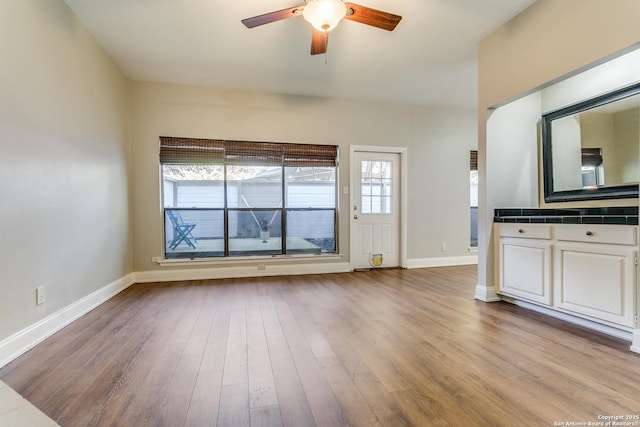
518 229 524 234
585 231 593 236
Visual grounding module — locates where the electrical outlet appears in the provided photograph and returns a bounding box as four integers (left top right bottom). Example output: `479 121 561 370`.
257 264 266 270
441 243 447 252
36 286 46 305
151 256 161 263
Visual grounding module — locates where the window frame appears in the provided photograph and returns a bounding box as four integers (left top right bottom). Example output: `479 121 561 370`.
470 150 478 249
159 138 339 260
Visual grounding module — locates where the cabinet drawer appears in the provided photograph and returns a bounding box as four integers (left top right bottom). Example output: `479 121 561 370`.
554 224 637 245
498 223 552 240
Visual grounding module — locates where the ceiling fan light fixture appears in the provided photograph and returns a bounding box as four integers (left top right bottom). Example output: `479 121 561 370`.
303 0 347 32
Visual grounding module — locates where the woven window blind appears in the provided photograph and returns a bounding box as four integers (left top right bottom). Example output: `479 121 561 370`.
225 141 283 166
159 137 224 165
581 148 603 167
159 137 338 167
283 143 337 167
470 150 478 171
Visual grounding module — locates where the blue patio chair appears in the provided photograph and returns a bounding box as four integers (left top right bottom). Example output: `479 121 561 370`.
167 210 197 250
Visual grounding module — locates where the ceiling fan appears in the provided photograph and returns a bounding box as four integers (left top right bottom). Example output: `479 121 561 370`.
241 0 402 55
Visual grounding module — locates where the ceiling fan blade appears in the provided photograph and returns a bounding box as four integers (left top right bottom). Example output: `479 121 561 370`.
241 6 302 28
343 3 402 31
311 29 329 55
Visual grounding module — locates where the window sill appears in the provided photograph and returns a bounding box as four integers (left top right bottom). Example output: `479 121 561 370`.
156 253 343 267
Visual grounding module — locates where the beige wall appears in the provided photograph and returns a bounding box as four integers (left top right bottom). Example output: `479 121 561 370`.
479 0 640 110
0 0 131 341
477 0 640 294
130 82 477 272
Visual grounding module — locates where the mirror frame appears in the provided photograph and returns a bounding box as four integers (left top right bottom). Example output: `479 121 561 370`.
542 82 640 202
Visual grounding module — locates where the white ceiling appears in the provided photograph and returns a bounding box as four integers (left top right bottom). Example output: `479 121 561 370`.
63 0 537 108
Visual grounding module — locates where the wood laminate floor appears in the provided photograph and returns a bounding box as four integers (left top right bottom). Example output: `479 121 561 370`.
1 266 639 426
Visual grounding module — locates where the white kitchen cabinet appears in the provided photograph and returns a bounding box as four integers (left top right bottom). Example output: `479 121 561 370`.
495 223 638 330
554 225 636 328
497 224 552 305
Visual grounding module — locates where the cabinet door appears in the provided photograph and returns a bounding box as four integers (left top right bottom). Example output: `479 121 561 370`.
555 243 636 327
499 238 552 305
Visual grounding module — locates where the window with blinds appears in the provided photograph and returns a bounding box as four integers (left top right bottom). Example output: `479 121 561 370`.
470 150 478 248
159 137 338 259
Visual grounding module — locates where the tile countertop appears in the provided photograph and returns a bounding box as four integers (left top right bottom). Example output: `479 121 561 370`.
494 207 638 225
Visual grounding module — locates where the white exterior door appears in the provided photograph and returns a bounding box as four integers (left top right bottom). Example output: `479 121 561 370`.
351 150 401 269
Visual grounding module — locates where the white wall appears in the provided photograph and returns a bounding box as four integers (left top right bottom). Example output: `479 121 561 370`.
551 115 583 191
0 1 131 343
130 82 477 272
486 92 541 208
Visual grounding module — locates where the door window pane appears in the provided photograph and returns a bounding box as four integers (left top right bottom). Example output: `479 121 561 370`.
361 160 392 214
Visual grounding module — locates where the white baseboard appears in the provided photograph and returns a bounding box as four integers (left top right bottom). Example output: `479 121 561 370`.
133 261 353 283
474 284 502 302
0 262 349 368
406 255 478 269
1 263 635 370
506 297 634 343
632 330 640 354
0 274 135 369
0 257 467 366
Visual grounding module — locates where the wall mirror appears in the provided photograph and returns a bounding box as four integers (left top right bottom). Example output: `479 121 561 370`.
542 82 640 202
